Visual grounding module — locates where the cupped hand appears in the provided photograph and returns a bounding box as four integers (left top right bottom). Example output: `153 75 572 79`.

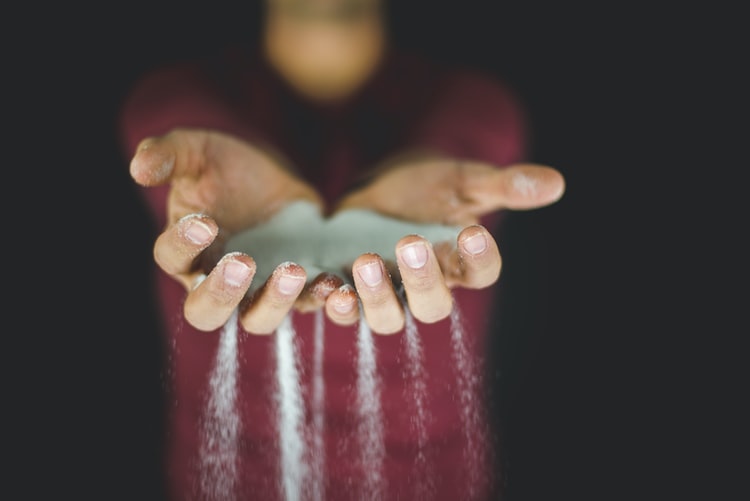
131 129 565 336
130 127 325 333
327 157 566 334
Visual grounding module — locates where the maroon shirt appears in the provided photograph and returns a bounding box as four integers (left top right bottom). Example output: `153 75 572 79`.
119 46 527 500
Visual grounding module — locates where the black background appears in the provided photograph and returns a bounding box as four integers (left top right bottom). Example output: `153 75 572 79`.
12 1 738 500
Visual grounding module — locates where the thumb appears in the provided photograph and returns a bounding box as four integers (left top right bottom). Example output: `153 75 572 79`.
468 163 566 212
129 128 217 187
129 136 177 187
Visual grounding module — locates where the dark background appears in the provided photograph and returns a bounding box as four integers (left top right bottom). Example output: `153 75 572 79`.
14 0 736 500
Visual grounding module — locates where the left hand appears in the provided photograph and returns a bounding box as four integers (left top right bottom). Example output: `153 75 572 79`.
322 158 565 334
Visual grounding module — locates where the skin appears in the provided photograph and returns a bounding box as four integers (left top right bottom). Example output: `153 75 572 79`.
263 0 385 102
130 129 564 334
129 0 566 334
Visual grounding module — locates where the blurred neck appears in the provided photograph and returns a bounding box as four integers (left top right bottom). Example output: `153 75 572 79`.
263 1 386 102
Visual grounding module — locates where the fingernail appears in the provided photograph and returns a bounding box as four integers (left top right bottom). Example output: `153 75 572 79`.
461 233 488 255
357 262 383 287
399 242 428 269
332 297 355 314
183 217 213 245
277 273 305 295
223 258 252 287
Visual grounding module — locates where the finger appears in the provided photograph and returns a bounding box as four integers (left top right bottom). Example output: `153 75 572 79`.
153 213 219 290
464 163 566 213
240 262 307 335
351 253 404 334
184 252 257 331
395 235 453 323
129 128 206 187
325 284 360 326
295 272 345 313
436 225 502 289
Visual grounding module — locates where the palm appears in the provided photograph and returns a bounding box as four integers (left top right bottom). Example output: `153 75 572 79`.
164 130 321 235
336 158 565 225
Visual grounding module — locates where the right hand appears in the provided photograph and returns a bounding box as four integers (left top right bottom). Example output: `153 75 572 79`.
130 127 326 333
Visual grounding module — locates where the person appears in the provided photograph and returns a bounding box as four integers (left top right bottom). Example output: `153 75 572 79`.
119 0 565 499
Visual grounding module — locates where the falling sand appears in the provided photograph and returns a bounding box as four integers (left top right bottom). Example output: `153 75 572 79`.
309 309 326 501
198 299 487 501
450 304 489 500
276 313 307 501
197 202 489 500
199 309 241 501
401 293 434 499
355 305 386 500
